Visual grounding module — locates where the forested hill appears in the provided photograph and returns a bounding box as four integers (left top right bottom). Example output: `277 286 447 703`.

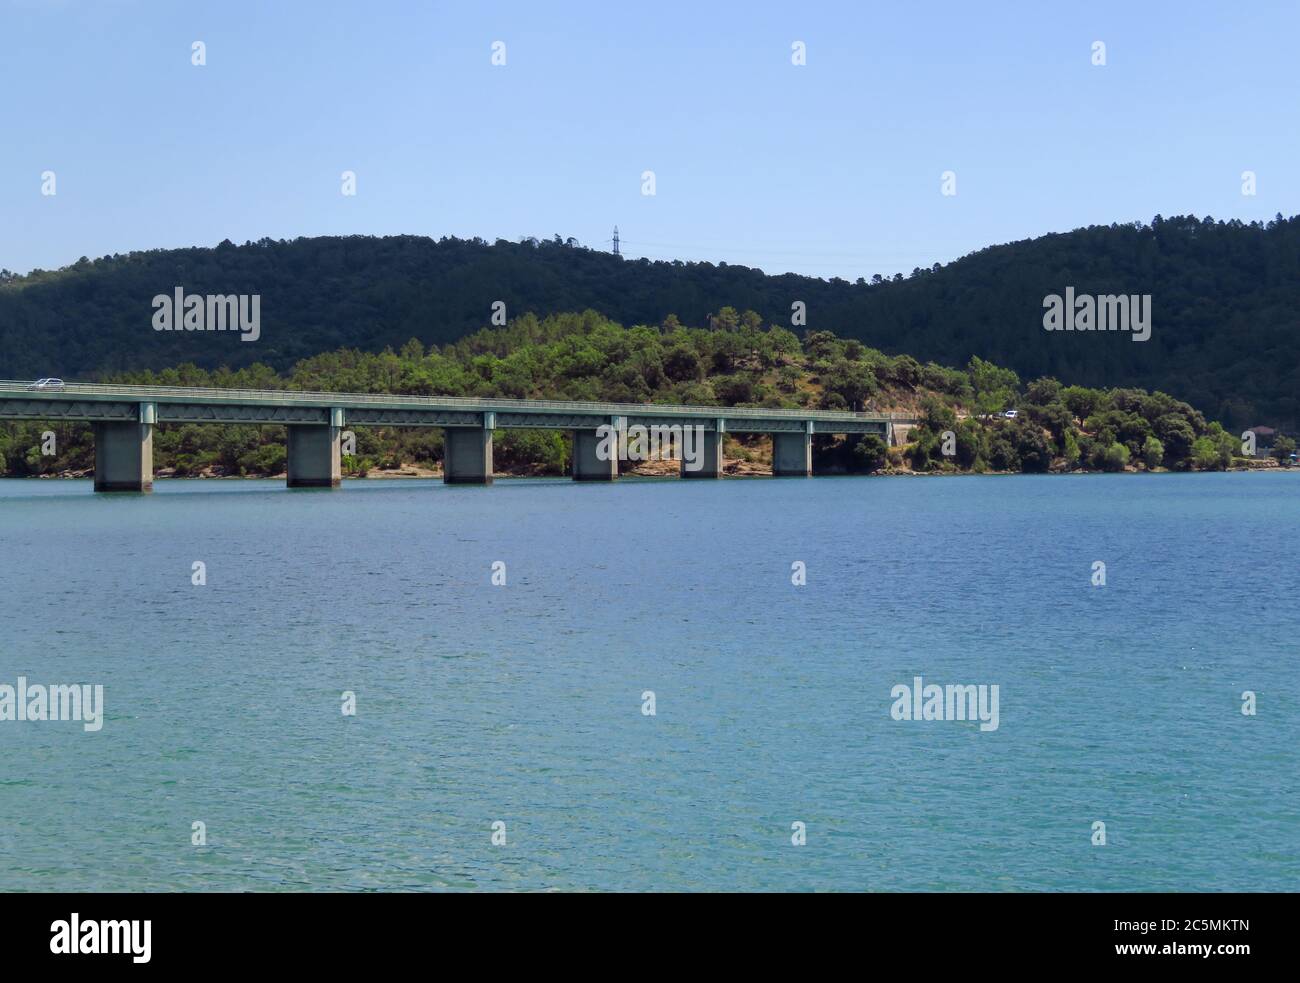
2 214 1297 428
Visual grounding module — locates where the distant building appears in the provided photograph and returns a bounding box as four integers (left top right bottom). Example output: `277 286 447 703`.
1246 425 1276 457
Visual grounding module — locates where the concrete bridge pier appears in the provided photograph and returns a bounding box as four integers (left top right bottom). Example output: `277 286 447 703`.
572 419 619 481
772 425 813 477
93 403 155 492
681 420 724 478
287 415 342 488
443 414 494 484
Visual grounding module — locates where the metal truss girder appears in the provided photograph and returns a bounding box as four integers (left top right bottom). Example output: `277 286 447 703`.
831 422 890 434
624 416 718 431
495 412 609 429
0 398 137 421
156 403 328 424
347 408 483 427
726 418 807 433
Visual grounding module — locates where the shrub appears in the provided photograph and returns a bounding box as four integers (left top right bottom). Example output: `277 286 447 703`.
1100 442 1130 472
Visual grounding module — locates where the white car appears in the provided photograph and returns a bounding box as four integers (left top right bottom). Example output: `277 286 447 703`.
26 378 65 390
1002 409 1018 419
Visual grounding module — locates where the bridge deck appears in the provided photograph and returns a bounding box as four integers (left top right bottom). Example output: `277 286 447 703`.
0 381 912 434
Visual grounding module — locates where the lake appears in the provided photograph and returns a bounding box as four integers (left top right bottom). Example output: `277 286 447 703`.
0 472 1296 891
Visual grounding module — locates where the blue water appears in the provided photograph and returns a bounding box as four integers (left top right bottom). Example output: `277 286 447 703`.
0 473 1297 891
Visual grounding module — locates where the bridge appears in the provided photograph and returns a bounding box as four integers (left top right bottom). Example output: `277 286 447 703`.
0 381 914 492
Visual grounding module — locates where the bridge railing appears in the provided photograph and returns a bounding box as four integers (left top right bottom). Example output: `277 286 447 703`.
0 380 915 422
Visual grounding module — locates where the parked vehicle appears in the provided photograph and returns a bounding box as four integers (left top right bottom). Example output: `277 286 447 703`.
1002 409 1018 419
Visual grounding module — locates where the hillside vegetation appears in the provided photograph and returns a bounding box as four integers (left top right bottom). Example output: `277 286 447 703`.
3 311 1279 480
2 214 1297 429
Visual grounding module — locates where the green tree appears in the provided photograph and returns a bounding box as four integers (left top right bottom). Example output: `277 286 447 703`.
1191 436 1223 470
1101 442 1130 472
1155 414 1196 464
1024 377 1062 405
1272 434 1296 463
1142 436 1164 469
986 431 1020 471
851 434 888 472
1061 386 1103 423
1011 421 1055 473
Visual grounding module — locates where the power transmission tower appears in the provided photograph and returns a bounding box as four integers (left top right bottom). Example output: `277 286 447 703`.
612 226 620 256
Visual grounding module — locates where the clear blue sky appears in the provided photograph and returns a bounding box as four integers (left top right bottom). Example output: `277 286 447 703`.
3 0 1297 279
